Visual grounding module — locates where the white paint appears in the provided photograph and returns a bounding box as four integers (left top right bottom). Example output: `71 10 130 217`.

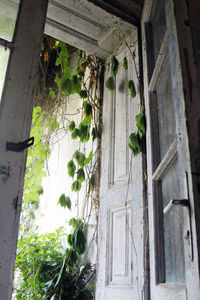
96 31 145 300
142 0 200 299
45 0 135 59
0 1 48 299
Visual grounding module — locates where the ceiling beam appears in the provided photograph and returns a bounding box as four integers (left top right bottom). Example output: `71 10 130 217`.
86 0 141 26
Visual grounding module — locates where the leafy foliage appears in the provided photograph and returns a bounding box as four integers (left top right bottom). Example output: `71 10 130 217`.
77 168 85 183
136 106 146 138
128 106 146 155
73 151 86 168
67 160 76 178
128 132 141 156
20 106 59 236
68 121 76 132
58 194 71 210
71 180 82 192
105 76 115 92
105 44 146 157
16 37 102 299
128 79 136 98
15 223 94 300
111 55 119 76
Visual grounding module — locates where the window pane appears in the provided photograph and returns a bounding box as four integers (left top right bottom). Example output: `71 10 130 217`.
155 55 176 161
161 159 186 282
0 0 20 41
0 46 10 101
150 0 166 64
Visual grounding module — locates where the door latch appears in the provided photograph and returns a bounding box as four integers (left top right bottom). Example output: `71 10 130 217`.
163 172 193 261
6 137 34 152
163 199 189 215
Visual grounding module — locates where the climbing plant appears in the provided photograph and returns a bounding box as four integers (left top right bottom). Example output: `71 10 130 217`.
16 32 145 299
105 44 146 156
53 40 103 218
15 36 102 299
19 105 59 237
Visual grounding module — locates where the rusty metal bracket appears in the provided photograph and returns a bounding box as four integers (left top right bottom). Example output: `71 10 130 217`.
6 137 34 152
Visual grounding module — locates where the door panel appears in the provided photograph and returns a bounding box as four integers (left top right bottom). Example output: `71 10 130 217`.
96 31 144 300
142 0 200 299
107 204 132 286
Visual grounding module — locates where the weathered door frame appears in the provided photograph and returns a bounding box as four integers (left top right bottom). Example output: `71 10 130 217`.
0 0 48 298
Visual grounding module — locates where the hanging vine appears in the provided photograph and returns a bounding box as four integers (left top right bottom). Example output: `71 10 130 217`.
15 32 146 299
105 40 146 156
15 36 103 299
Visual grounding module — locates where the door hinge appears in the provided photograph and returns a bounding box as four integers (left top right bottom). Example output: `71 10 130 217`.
6 137 34 152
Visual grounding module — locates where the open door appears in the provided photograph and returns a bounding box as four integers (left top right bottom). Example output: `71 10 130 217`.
142 0 200 299
0 1 48 298
96 30 145 300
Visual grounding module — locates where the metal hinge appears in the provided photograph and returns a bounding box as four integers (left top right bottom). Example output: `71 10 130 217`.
6 137 34 152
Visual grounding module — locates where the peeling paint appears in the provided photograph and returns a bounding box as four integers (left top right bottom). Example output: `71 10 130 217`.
0 165 10 184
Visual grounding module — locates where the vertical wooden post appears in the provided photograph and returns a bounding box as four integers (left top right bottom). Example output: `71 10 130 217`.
0 0 48 298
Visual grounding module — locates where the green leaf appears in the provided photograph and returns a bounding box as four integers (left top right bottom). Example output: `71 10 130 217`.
111 55 119 76
37 187 44 196
128 80 136 98
54 258 66 288
75 229 86 254
69 217 82 229
77 168 85 183
58 194 71 210
60 78 73 95
72 75 81 94
67 233 74 246
84 151 93 165
49 88 56 99
91 127 97 141
55 73 61 88
41 42 44 52
73 151 86 167
123 57 128 70
71 128 80 139
89 174 95 191
85 103 92 115
128 132 141 156
67 160 76 178
79 90 87 99
68 121 76 132
71 180 82 192
136 106 146 138
29 193 38 201
105 76 115 92
78 123 90 142
82 115 91 126
67 249 78 265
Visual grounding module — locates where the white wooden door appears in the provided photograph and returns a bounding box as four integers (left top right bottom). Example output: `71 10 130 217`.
142 0 200 299
0 1 48 298
96 30 145 300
